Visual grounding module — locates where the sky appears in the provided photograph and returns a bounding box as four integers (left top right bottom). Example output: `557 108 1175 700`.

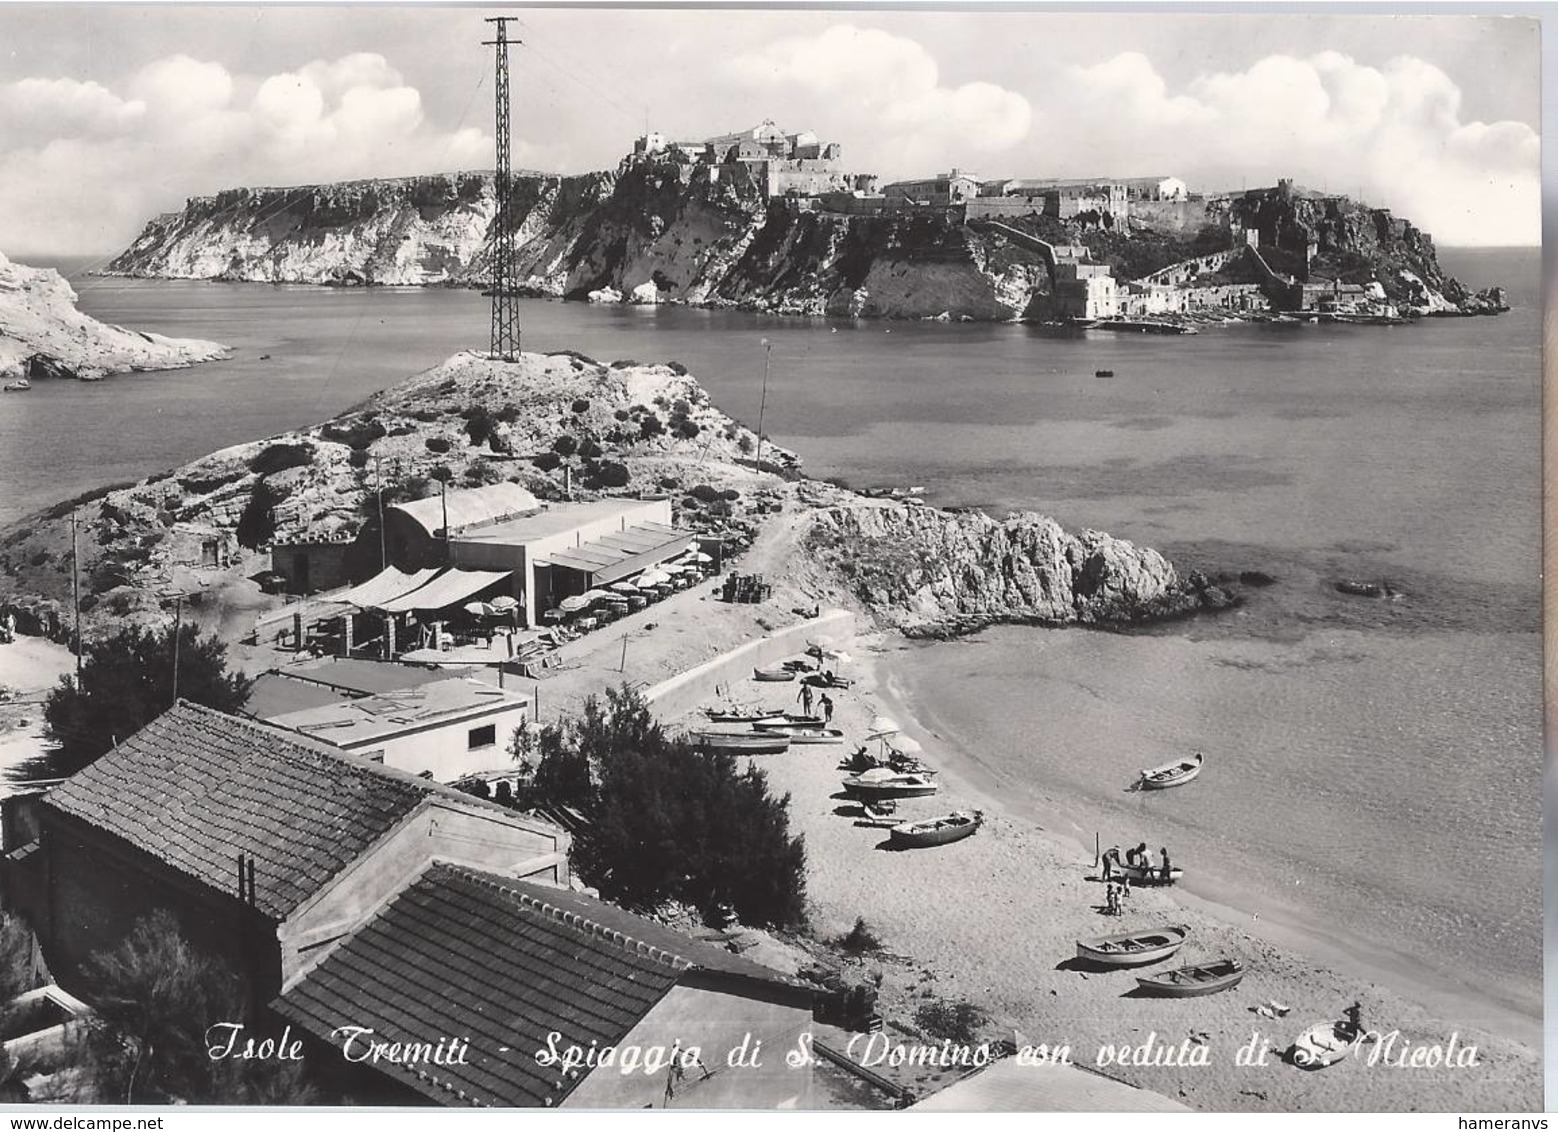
0 5 1541 258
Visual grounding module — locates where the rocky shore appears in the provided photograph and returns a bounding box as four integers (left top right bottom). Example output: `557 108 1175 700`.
0 351 1212 643
0 250 228 382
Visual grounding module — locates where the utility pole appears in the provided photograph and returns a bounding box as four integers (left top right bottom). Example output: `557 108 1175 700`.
171 592 183 706
483 17 523 361
69 510 82 679
755 338 771 475
373 455 387 573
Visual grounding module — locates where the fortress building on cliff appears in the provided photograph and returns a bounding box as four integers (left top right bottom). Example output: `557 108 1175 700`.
631 120 872 199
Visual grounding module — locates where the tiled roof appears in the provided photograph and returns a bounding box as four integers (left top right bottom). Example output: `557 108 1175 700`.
43 701 436 920
274 864 805 1108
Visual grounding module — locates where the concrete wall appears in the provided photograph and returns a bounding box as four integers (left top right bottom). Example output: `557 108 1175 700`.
645 609 856 722
1130 199 1211 233
270 541 352 595
561 981 814 1110
353 703 530 781
281 801 568 986
965 197 1046 220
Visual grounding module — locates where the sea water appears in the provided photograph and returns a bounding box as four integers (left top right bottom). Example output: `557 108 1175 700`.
3 248 1540 1022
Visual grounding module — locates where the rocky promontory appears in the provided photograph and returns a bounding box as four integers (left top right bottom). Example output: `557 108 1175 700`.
0 351 1204 639
0 250 228 382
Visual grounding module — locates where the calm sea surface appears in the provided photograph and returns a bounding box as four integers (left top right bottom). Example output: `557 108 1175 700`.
3 249 1541 1019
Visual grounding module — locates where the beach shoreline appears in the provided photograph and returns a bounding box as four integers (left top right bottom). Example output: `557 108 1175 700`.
864 639 1541 1050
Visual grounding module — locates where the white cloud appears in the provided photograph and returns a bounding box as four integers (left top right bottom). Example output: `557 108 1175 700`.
723 24 1031 176
1038 51 1538 245
0 52 494 258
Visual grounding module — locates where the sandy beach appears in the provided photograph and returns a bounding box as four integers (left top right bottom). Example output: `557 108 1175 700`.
464 498 1540 1111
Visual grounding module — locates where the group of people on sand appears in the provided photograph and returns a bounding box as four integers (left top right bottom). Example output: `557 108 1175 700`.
1098 842 1175 915
796 683 833 723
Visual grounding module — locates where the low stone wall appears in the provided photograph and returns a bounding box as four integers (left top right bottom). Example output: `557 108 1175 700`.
644 608 856 721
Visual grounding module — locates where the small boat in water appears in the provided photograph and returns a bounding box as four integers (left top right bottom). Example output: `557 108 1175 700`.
1137 751 1203 790
1076 925 1189 967
1135 958 1244 997
1094 369 1115 378
752 666 794 682
1289 1020 1361 1069
2 379 30 392
842 767 939 799
889 810 982 849
691 731 791 755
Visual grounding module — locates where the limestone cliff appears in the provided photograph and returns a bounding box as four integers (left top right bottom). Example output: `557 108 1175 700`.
0 250 228 381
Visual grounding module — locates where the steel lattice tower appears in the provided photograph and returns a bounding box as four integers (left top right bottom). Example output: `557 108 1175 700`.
483 17 521 361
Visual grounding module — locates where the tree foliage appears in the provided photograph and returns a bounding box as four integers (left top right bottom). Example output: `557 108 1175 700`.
78 911 314 1104
530 686 806 928
44 624 252 776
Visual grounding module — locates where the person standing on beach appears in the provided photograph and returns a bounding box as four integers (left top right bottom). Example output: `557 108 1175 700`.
798 683 814 716
820 694 834 724
1159 846 1172 884
1101 846 1121 880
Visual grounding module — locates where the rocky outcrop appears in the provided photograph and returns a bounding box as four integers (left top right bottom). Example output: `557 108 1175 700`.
0 250 228 381
803 503 1204 634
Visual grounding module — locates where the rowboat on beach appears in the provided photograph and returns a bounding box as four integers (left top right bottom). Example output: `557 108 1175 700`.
1288 1020 1361 1069
1134 958 1244 997
691 731 792 755
889 810 982 849
778 727 846 745
1076 925 1189 967
842 767 940 799
752 714 826 730
752 666 794 682
705 707 787 725
1137 751 1203 790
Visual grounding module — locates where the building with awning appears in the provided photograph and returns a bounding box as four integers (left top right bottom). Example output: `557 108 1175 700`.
380 482 541 570
372 567 513 614
449 498 685 627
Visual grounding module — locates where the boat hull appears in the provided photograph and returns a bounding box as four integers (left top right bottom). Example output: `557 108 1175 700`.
782 728 845 745
843 777 939 799
1109 860 1184 886
1135 960 1244 997
1076 925 1189 967
691 732 791 755
1138 752 1204 790
889 812 980 848
752 667 794 682
1289 1022 1359 1069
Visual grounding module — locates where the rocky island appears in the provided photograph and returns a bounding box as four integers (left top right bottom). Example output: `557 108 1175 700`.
103 148 1505 323
0 250 228 383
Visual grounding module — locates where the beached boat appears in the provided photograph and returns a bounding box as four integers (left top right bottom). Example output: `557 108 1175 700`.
1134 958 1245 997
777 727 845 745
3 379 30 392
752 666 794 682
1288 1020 1361 1069
889 810 982 849
1137 751 1203 790
751 715 826 730
705 707 787 725
1076 925 1189 967
855 799 901 827
1105 855 1184 886
842 767 939 799
691 731 791 755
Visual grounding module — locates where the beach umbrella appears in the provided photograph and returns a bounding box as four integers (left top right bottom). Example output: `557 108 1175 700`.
490 595 519 612
558 595 590 613
583 589 614 602
867 715 900 738
687 551 713 563
639 569 670 585
463 601 491 617
609 581 639 593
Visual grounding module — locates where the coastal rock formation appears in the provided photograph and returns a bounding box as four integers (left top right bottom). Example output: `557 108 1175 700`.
102 164 1498 320
803 502 1196 634
0 351 791 634
0 250 228 381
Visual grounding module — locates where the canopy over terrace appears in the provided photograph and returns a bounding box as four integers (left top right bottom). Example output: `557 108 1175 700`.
336 566 442 610
374 568 514 614
543 522 693 590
